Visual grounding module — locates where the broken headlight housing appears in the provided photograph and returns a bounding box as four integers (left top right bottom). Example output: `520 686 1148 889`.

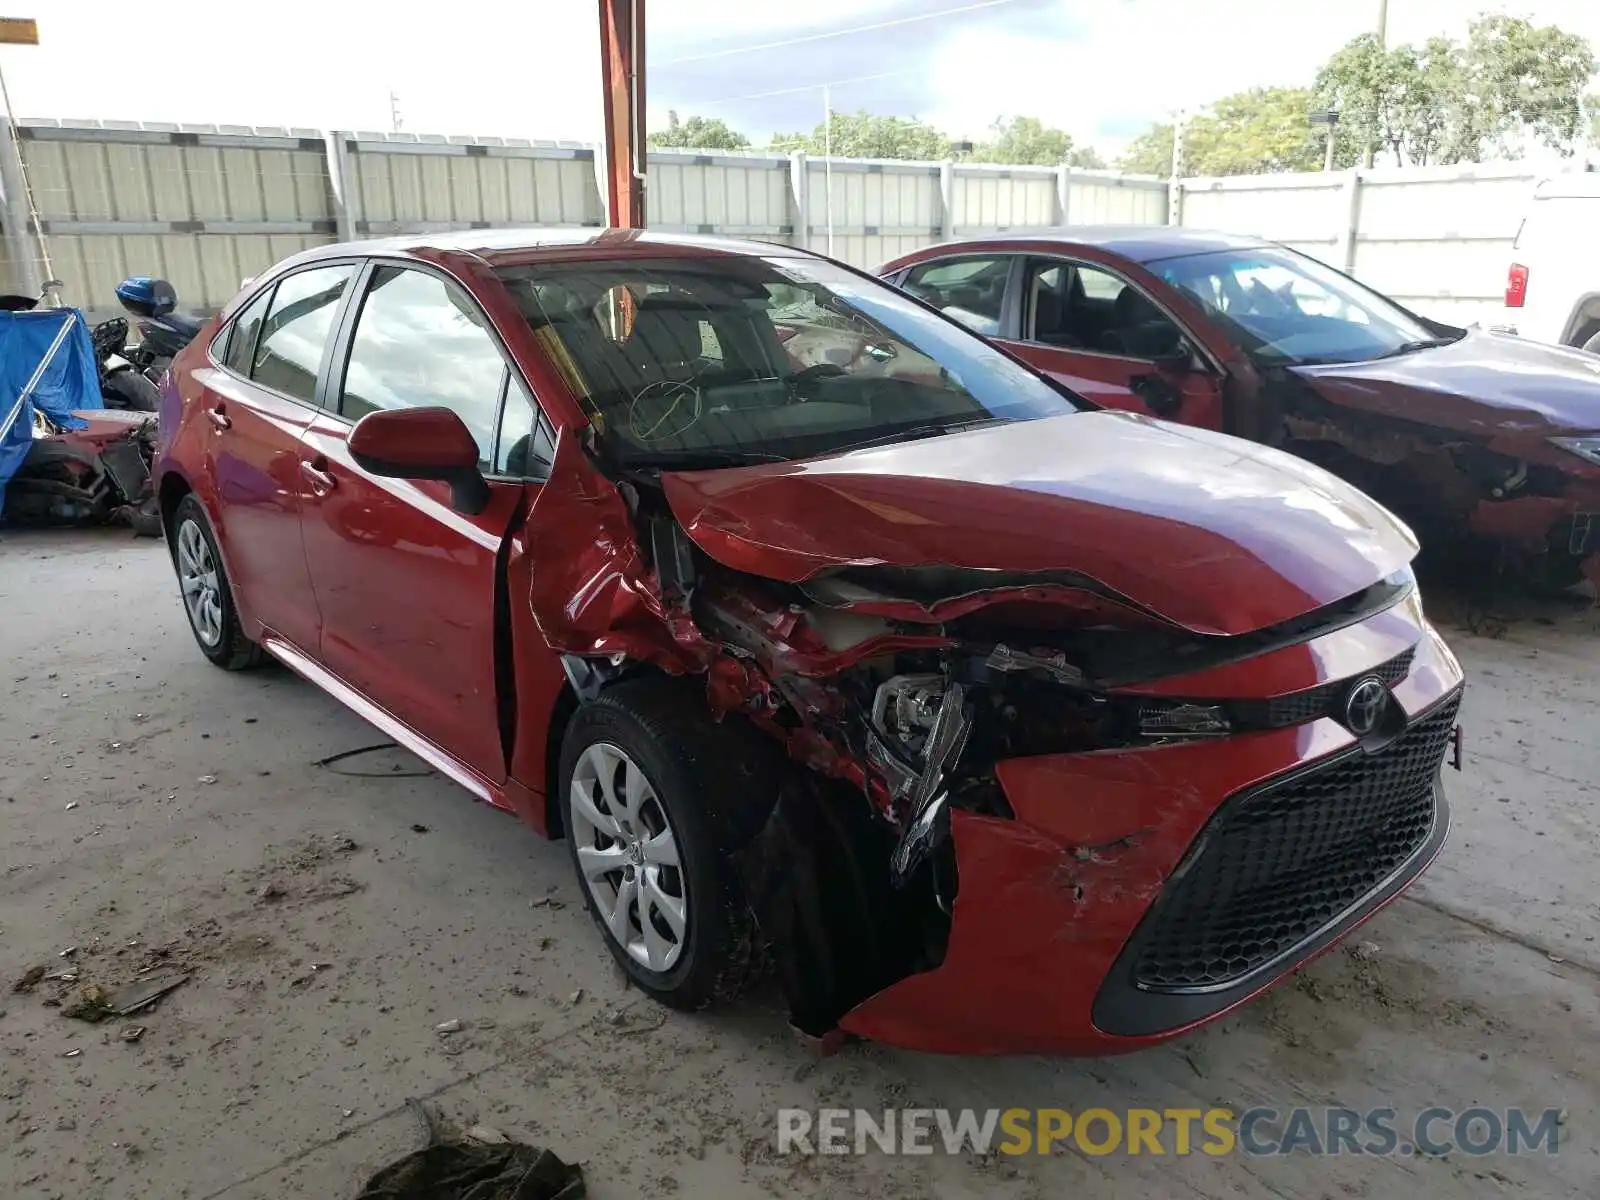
1134 700 1232 738
1550 436 1600 468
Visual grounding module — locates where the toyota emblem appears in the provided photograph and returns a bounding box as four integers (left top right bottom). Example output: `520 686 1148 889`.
1344 677 1389 736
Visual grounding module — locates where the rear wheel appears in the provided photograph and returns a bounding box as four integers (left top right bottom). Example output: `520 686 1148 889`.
560 677 777 1010
170 495 264 670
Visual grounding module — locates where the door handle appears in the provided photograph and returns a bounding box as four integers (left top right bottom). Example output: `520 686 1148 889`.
300 458 338 496
206 404 231 430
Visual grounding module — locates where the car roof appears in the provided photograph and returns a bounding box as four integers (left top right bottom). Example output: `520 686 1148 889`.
297 226 810 266
914 225 1275 264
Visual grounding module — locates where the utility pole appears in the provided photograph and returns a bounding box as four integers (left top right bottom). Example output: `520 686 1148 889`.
389 91 403 133
1363 0 1388 167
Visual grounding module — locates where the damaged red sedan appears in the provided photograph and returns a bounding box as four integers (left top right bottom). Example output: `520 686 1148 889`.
155 230 1464 1055
881 229 1600 590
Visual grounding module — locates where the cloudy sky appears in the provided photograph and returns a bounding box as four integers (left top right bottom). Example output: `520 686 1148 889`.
4 0 1598 155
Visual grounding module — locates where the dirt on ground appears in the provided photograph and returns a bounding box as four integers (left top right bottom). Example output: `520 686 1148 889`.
2 529 1597 1199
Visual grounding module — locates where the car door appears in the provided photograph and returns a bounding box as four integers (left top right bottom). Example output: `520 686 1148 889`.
194 262 357 653
297 261 547 784
997 257 1225 430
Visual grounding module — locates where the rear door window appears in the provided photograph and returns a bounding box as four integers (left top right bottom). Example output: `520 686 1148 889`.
221 288 273 375
250 265 356 402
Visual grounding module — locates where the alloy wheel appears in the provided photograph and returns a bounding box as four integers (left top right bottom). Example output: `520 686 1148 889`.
175 517 224 648
568 741 688 972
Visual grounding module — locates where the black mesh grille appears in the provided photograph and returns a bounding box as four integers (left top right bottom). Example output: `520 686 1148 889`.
1233 647 1415 730
1131 693 1458 992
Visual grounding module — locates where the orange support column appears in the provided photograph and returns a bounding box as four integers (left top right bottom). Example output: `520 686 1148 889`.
598 0 646 229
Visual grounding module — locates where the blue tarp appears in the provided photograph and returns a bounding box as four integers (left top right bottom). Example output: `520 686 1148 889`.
0 308 103 515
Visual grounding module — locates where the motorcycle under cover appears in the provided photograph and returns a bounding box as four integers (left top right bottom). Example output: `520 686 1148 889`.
0 309 102 514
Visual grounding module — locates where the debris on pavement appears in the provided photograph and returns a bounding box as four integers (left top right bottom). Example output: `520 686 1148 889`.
61 970 190 1023
120 1024 146 1043
354 1099 585 1200
435 1019 463 1035
13 964 46 993
62 985 113 1022
411 824 430 834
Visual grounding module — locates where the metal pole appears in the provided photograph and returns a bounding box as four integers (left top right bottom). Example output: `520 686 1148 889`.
1362 0 1388 168
823 83 834 258
1324 125 1337 172
0 54 52 294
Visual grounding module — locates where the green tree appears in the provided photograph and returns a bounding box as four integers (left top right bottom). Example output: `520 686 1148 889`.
1118 122 1175 175
770 110 950 159
1314 18 1596 166
648 111 750 151
967 116 1105 167
1464 15 1596 155
1189 87 1325 174
1116 87 1323 177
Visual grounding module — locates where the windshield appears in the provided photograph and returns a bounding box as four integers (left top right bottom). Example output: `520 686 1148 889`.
495 256 1081 467
1155 246 1450 366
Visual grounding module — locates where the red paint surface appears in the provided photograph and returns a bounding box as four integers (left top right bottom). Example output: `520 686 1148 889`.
347 406 481 469
663 413 1417 637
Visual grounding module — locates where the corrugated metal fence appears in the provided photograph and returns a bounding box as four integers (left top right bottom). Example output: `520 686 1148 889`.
0 119 1164 318
0 118 1543 330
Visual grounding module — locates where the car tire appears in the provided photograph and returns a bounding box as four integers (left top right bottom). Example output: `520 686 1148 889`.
1582 330 1600 357
169 494 264 670
102 369 160 412
560 676 778 1011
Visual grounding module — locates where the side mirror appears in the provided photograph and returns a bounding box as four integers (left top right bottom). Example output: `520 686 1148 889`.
1152 339 1198 375
347 406 490 515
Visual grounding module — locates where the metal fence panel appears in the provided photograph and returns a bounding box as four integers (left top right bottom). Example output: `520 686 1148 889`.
6 119 1574 336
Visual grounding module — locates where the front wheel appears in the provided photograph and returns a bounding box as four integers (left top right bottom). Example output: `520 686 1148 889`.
560 677 777 1010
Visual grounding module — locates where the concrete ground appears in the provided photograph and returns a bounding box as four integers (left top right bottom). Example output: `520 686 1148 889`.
2 528 1597 1199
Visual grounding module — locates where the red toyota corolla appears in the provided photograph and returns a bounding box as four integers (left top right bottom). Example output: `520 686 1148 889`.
154 229 1464 1055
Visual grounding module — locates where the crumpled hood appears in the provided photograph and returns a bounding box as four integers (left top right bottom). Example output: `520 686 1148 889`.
661 412 1418 637
1293 330 1600 437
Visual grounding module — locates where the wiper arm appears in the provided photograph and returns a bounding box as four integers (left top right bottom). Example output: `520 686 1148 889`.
825 417 1006 455
1373 336 1457 360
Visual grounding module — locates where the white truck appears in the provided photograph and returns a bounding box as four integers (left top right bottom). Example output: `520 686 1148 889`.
1500 173 1600 354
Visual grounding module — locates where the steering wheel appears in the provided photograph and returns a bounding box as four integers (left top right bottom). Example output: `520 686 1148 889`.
788 361 848 400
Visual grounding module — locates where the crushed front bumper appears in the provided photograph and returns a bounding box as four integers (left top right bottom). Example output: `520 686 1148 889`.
838 617 1465 1056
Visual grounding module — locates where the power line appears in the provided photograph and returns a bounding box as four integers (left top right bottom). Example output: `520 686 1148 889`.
659 0 1029 66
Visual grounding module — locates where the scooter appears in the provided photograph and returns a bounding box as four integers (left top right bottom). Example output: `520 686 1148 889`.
114 276 206 383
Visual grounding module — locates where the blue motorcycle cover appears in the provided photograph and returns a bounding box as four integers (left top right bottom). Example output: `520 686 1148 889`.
0 308 103 514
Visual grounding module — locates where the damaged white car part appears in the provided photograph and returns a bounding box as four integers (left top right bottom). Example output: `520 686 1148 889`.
868 675 973 885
